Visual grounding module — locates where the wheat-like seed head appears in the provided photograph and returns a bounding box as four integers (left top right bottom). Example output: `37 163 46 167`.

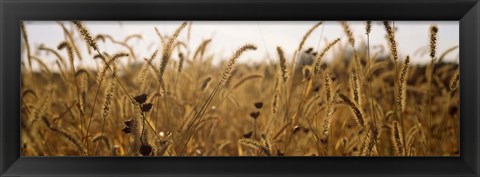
298 22 322 52
102 79 116 120
366 21 372 35
21 21 33 70
219 44 257 85
438 46 459 63
193 39 212 60
143 57 161 81
159 22 188 79
322 102 335 136
232 74 264 91
138 50 158 89
271 76 280 115
324 70 332 103
260 134 271 153
72 21 98 51
429 25 438 59
350 71 361 107
49 126 87 155
272 91 279 115
449 69 460 92
339 93 365 127
124 34 142 43
153 27 165 44
59 22 84 60
276 46 288 82
75 69 89 115
366 131 376 156
360 127 374 156
94 52 128 84
94 34 107 43
391 120 404 156
397 56 410 112
384 21 398 64
341 21 355 48
313 38 341 76
57 41 75 70
111 52 129 61
39 45 67 68
239 138 271 156
96 65 109 84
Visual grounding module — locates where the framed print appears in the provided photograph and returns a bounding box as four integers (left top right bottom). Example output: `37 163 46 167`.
1 0 479 176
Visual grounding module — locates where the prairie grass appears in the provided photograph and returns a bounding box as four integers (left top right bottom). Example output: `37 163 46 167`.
20 21 459 156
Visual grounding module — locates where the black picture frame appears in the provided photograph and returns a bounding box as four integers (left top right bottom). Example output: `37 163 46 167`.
1 0 479 176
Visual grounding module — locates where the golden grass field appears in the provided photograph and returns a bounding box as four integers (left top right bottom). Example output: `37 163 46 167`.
20 21 459 156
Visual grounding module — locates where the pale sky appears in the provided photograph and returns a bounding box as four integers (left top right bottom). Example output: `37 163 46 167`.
23 21 459 70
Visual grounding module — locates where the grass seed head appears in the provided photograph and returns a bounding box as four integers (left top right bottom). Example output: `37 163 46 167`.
384 21 399 63
250 111 260 119
430 25 438 59
449 69 460 92
254 102 264 109
341 21 355 47
72 21 98 51
366 21 372 35
276 46 288 82
134 93 148 104
219 44 257 85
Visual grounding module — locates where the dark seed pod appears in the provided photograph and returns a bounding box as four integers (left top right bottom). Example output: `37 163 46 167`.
243 131 253 138
320 138 327 144
302 67 312 81
141 103 153 112
140 144 152 156
254 102 263 109
277 150 284 156
302 128 310 133
431 25 438 33
331 76 337 82
124 118 133 127
305 47 313 54
134 93 148 104
249 112 260 119
292 125 301 134
450 106 458 116
122 126 131 134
